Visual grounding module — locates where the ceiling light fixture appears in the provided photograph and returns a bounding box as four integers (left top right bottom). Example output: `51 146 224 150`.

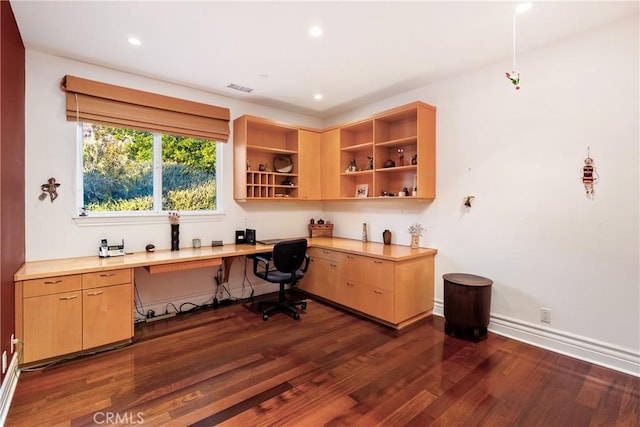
314 94 323 100
127 37 142 46
515 2 533 14
227 83 253 93
309 25 323 38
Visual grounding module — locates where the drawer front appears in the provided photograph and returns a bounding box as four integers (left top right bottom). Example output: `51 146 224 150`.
363 286 395 322
307 247 340 262
23 274 82 298
360 257 395 291
83 269 132 289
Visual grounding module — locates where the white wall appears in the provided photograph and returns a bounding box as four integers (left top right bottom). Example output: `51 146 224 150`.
24 51 324 315
24 15 639 373
325 16 639 373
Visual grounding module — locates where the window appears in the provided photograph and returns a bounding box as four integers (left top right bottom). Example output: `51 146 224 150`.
79 122 220 215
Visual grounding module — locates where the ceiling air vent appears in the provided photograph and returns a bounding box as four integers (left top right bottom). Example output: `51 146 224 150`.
227 83 253 93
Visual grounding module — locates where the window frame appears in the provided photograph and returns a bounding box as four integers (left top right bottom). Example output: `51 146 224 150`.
74 122 224 225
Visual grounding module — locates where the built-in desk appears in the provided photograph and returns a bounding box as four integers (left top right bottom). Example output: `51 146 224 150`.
14 238 437 365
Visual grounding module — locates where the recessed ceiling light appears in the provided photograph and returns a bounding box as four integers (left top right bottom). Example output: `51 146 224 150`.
314 94 323 100
309 26 323 38
128 37 142 46
515 2 533 14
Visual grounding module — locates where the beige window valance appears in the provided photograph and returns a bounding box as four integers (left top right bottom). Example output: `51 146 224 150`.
61 75 230 141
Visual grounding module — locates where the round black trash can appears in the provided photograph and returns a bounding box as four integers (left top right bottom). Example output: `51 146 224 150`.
443 273 493 342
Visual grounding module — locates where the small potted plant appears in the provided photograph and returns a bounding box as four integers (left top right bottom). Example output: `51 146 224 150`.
408 223 424 249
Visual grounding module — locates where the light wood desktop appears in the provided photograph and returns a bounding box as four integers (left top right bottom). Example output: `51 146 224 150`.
14 237 437 365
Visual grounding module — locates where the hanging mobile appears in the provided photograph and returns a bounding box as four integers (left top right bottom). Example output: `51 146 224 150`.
506 3 532 90
581 147 599 200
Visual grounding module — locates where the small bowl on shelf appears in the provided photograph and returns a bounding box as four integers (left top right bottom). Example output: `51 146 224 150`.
274 155 293 173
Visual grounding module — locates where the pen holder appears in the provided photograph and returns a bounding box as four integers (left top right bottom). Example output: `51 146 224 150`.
171 224 180 251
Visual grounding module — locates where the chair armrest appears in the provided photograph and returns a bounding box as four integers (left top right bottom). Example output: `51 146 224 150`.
301 254 310 273
253 253 273 276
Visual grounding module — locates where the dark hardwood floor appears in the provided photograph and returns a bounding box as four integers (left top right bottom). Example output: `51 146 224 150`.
6 295 640 426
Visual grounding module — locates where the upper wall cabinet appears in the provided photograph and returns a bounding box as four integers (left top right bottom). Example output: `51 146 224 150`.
234 115 322 201
328 101 436 200
233 101 435 202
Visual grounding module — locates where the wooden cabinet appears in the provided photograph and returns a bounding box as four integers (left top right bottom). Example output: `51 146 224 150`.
320 128 341 199
299 248 340 300
300 245 435 329
234 115 301 200
234 101 436 202
82 269 133 350
339 102 436 199
21 275 83 363
298 129 321 200
16 268 133 365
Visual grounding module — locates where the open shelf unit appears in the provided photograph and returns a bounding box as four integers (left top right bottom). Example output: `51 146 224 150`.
234 116 300 200
233 101 436 202
336 102 435 199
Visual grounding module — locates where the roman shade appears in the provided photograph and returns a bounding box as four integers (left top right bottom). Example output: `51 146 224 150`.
61 75 230 142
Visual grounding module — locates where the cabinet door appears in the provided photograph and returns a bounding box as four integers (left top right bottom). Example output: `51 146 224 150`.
233 116 249 200
83 283 133 349
23 292 82 363
298 129 321 200
320 128 340 199
361 286 395 322
334 252 361 308
301 256 340 300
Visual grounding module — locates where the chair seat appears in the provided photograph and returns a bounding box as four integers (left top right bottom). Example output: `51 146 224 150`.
255 269 304 283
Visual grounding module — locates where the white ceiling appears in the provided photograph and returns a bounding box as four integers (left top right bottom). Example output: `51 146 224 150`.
10 1 639 118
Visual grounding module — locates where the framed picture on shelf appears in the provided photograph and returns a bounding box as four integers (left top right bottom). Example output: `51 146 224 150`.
355 184 369 198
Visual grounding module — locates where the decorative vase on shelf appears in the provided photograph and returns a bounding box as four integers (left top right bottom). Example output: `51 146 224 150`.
411 234 419 249
383 229 392 245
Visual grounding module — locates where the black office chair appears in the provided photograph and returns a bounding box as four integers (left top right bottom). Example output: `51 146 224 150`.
252 238 310 320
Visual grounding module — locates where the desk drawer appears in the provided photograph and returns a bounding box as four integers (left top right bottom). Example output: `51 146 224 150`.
308 247 340 262
83 269 132 289
23 275 82 298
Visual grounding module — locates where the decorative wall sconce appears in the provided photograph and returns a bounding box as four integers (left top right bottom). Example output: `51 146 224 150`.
39 177 60 202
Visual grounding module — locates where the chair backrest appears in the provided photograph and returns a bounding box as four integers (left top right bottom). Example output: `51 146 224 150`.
272 239 308 274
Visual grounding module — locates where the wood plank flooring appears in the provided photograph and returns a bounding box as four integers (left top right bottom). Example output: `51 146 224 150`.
6 295 640 426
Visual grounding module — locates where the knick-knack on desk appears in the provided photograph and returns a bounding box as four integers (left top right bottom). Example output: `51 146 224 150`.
383 229 391 245
169 211 180 251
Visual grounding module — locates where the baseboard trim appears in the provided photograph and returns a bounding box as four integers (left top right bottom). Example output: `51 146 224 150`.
433 300 640 377
0 353 21 425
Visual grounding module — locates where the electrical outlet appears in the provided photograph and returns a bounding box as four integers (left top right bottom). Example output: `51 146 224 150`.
541 307 552 324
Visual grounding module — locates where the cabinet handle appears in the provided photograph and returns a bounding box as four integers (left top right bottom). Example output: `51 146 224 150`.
330 263 337 268
44 280 63 285
87 291 104 296
99 273 116 277
373 290 384 295
59 295 78 301
373 260 383 264
346 282 355 287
